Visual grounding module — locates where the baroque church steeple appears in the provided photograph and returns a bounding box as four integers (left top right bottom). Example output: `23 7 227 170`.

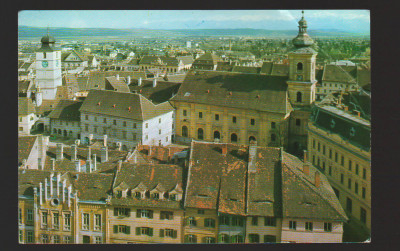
292 10 315 48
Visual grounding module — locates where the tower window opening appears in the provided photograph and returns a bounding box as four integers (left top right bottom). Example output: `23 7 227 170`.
296 92 302 102
297 62 303 71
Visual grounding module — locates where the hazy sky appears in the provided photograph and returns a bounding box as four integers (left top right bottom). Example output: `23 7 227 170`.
19 10 370 32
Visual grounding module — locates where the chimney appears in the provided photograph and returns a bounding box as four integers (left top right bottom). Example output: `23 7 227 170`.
116 74 120 80
75 139 80 146
86 159 92 173
222 144 228 155
149 146 152 156
303 163 310 176
127 76 131 84
303 150 307 163
71 144 77 161
153 78 157 88
75 160 81 172
93 154 97 171
353 110 361 117
101 147 108 163
88 134 93 145
87 147 91 160
138 77 142 86
103 135 108 147
51 158 56 171
56 143 64 160
116 142 122 151
315 171 321 188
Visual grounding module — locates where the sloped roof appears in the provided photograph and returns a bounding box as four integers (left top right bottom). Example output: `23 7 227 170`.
18 136 37 165
171 70 292 114
193 53 222 65
129 79 181 104
19 80 33 94
177 55 194 65
18 169 52 197
79 90 173 121
132 145 189 164
67 172 114 201
322 65 357 84
62 50 89 62
260 62 274 75
48 100 83 121
139 56 180 66
18 97 36 116
282 152 348 221
105 76 131 93
232 66 261 74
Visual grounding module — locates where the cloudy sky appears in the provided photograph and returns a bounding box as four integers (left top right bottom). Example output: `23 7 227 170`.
19 10 370 32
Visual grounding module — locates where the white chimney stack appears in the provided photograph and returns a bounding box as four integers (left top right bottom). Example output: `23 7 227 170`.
103 135 108 147
87 147 91 161
75 160 81 172
68 185 72 207
138 77 142 86
50 173 54 196
62 179 66 202
116 74 120 80
93 154 97 171
56 143 64 160
72 144 77 161
101 147 108 163
127 76 131 84
51 158 56 171
39 182 43 205
44 178 48 201
153 78 157 88
87 159 92 173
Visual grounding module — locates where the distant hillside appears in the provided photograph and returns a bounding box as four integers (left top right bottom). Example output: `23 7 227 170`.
18 26 369 40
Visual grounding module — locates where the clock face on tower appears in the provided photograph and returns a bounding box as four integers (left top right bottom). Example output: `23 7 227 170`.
42 61 48 68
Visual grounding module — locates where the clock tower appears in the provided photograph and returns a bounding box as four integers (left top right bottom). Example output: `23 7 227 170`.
287 11 318 156
35 30 62 100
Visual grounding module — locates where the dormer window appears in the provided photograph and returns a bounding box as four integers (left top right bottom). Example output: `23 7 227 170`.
152 193 159 200
330 119 336 129
116 190 122 198
164 192 169 199
170 194 176 201
135 192 141 199
350 127 356 137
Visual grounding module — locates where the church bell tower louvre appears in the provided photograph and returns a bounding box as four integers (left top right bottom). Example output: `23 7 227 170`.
35 28 62 100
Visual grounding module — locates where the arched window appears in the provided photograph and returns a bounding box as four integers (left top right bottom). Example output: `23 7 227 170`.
197 128 204 140
53 128 57 134
249 136 256 144
214 131 220 140
296 92 302 102
297 62 303 71
58 129 61 135
182 126 188 137
231 133 238 143
271 134 276 142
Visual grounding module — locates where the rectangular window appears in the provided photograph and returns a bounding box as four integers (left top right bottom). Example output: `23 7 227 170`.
41 212 48 228
145 135 148 140
136 209 152 219
296 119 301 126
85 115 88 120
94 127 97 133
115 225 131 234
133 133 137 140
19 230 23 243
199 112 203 118
360 207 367 224
123 121 126 127
197 209 205 215
53 212 59 229
64 213 71 231
251 216 258 226
312 139 315 149
82 213 89 230
215 114 219 121
219 215 230 225
63 236 72 244
329 166 332 176
271 122 276 129
103 118 107 123
94 116 97 122
26 231 34 243
249 234 260 243
145 123 148 128
348 178 352 189
41 234 49 244
113 119 117 125
94 214 101 231
355 164 359 175
183 110 187 116
341 156 344 166
335 152 338 162
363 168 367 180
322 145 326 155
340 174 344 184
346 197 353 213
159 118 161 123
140 227 153 236
362 187 366 199
289 221 297 230
204 218 216 228
164 229 177 238
354 182 359 194
103 127 107 134
348 160 352 171
188 217 197 226
95 236 102 244
159 129 161 135
185 234 197 243
318 142 320 151
19 208 22 224
231 216 244 227
115 207 131 217
329 149 332 159
53 235 60 244
324 222 332 232
160 211 173 220
133 123 137 128
251 118 255 125
264 235 277 243
233 116 237 123
264 216 276 226
305 222 313 231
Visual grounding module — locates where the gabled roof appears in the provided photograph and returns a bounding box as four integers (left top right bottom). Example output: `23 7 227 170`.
193 53 222 65
79 90 174 121
62 50 89 62
18 136 37 165
171 70 292 114
67 172 114 201
129 79 181 104
322 64 357 84
48 100 83 121
18 97 36 116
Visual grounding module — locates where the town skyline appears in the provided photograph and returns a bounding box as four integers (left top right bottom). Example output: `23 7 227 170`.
19 10 370 33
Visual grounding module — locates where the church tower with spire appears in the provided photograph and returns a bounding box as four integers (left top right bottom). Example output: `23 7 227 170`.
35 28 62 100
287 11 318 155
